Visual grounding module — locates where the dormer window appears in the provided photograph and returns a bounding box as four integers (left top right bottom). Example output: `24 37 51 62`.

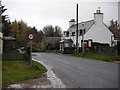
79 29 85 36
72 32 75 36
79 29 82 36
66 31 69 37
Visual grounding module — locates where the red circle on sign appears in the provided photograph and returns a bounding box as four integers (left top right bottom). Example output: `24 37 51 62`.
28 34 34 40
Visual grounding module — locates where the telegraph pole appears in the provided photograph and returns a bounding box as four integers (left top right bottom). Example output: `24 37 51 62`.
82 22 85 53
76 4 79 53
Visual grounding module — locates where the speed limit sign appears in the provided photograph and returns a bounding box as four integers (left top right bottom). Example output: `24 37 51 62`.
28 34 34 40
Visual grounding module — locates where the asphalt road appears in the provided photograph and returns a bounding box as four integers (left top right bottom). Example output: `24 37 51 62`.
32 53 118 88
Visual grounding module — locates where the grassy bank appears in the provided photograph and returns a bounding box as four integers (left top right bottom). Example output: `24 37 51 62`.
70 53 120 62
2 53 25 61
2 60 47 87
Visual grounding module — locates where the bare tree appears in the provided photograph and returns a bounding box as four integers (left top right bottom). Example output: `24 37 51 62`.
54 26 62 37
43 25 62 37
108 20 120 34
43 25 54 37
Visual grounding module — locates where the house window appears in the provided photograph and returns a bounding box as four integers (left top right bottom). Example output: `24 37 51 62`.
79 29 85 36
64 31 66 36
79 29 82 36
72 32 75 36
84 29 86 34
66 31 69 37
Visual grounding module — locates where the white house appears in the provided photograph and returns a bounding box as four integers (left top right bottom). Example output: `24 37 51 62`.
60 9 113 50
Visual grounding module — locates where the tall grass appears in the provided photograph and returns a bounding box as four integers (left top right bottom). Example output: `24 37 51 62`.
70 53 120 62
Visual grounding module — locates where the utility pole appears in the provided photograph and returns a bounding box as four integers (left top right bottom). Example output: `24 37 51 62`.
30 40 32 66
82 22 85 53
76 4 79 53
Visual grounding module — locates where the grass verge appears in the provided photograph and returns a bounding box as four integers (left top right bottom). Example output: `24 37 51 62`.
70 53 120 62
2 60 47 87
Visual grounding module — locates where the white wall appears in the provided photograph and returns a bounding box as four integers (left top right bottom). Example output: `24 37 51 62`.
84 22 113 45
84 11 113 46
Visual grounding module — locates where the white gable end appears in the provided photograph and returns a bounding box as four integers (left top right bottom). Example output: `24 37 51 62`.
84 23 113 45
84 10 113 46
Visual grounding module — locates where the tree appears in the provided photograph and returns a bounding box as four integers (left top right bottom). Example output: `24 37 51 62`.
27 26 38 35
26 27 44 49
2 19 11 36
0 3 11 36
11 20 19 38
43 25 62 37
54 26 62 37
108 20 120 34
11 20 28 47
17 20 28 46
43 25 54 37
35 30 44 42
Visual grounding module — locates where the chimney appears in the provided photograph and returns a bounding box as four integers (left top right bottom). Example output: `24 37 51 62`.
69 19 75 27
94 9 103 25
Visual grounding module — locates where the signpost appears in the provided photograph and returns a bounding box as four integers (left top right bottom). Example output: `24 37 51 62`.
28 34 34 66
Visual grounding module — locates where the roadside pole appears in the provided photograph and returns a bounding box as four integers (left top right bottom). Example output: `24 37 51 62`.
28 34 34 66
30 40 32 66
76 4 79 53
82 22 85 53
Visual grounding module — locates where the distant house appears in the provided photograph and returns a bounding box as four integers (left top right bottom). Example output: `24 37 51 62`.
60 9 113 50
3 36 16 52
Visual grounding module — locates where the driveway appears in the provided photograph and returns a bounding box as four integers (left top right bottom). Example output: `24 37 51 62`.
32 53 118 88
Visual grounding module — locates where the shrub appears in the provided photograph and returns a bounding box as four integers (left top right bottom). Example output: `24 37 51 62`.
64 47 76 54
32 46 41 52
2 53 25 61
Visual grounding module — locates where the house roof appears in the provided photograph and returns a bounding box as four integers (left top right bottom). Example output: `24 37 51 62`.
68 20 94 33
3 36 16 41
42 37 61 43
60 39 73 43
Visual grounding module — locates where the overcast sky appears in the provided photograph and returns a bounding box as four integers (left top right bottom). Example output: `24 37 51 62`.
2 0 119 31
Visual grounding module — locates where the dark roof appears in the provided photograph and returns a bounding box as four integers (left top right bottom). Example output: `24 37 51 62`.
3 36 16 40
60 39 73 43
68 20 94 33
42 37 61 43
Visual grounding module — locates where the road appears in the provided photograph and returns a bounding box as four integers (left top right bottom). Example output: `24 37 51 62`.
32 53 118 88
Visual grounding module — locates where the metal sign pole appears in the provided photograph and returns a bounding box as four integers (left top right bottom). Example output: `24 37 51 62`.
28 34 34 66
30 40 32 66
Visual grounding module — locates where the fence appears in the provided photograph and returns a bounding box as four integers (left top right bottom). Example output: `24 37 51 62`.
63 42 119 55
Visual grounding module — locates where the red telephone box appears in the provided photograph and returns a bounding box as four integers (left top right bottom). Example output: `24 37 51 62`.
84 42 88 49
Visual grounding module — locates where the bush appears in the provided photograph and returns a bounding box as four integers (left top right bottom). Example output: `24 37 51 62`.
100 43 110 53
117 41 120 55
2 53 25 61
100 43 109 47
32 47 40 52
64 47 76 54
91 42 110 53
